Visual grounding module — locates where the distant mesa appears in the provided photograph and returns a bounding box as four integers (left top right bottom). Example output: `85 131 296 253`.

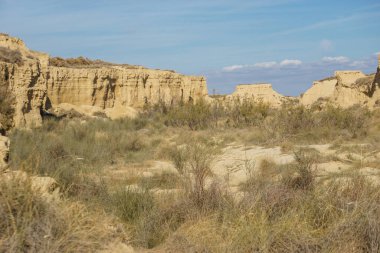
0 33 380 130
220 83 294 107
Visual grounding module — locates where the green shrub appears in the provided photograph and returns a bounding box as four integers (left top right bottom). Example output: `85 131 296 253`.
164 99 216 130
227 99 270 127
109 187 154 223
134 201 187 248
317 105 371 137
263 104 371 142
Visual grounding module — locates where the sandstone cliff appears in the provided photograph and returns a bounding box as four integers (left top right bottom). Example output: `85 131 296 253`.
301 60 380 108
0 34 208 128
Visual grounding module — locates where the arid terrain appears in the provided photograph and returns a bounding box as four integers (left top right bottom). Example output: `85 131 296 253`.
1 34 380 253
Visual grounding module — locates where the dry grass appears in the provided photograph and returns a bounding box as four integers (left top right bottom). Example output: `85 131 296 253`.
49 56 139 69
145 100 372 144
0 174 126 253
162 172 380 253
4 102 380 252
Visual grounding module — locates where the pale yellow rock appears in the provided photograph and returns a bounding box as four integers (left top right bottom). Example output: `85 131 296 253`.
225 83 290 107
300 78 337 106
1 170 60 201
332 71 370 107
46 66 207 109
104 104 138 119
301 68 378 108
335 71 366 87
53 103 104 118
333 86 369 107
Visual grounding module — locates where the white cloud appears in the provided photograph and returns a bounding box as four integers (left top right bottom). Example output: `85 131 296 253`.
320 39 333 51
375 52 380 56
280 59 302 66
222 65 245 72
322 56 350 64
349 61 367 68
253 61 277 68
222 59 302 71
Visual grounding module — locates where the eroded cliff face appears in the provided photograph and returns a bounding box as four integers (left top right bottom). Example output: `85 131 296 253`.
46 67 206 109
0 60 46 127
0 34 207 128
301 63 380 108
332 71 370 107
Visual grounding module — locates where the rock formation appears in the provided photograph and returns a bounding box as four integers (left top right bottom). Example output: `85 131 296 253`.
0 34 208 128
223 83 293 107
301 63 380 108
332 71 370 107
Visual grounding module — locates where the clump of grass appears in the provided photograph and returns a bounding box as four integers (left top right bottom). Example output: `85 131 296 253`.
282 150 316 191
226 99 270 127
163 99 219 130
165 170 380 253
262 103 372 143
9 117 160 194
0 174 124 252
109 186 154 223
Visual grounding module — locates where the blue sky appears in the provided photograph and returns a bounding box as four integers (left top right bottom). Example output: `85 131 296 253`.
1 0 379 95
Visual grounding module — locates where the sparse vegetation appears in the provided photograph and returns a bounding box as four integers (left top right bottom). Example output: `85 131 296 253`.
49 56 139 69
145 100 371 143
3 100 380 252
